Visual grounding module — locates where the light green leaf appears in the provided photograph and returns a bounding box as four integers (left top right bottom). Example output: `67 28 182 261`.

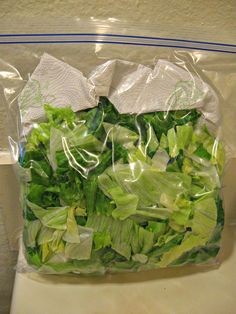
146 124 159 154
99 162 192 207
38 226 54 245
167 128 179 157
67 123 104 152
191 197 217 239
159 133 168 149
132 254 148 264
157 196 217 267
170 208 192 226
103 122 138 145
65 226 93 260
147 221 167 236
27 201 68 230
109 186 139 220
151 148 169 171
51 230 65 253
86 214 134 260
48 127 63 170
138 227 154 254
63 207 80 243
158 233 206 267
24 220 41 248
176 124 193 150
94 232 112 251
135 206 173 220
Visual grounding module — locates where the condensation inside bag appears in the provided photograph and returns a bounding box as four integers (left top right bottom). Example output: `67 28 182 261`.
12 50 234 275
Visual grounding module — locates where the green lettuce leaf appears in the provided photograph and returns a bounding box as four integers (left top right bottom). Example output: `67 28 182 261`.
103 122 139 145
99 162 192 207
23 220 41 248
157 196 217 267
176 124 193 150
27 201 68 230
157 233 206 267
37 226 55 245
63 207 80 243
65 226 93 260
86 214 154 260
145 124 159 156
151 148 169 171
109 186 139 220
94 232 112 251
167 128 179 157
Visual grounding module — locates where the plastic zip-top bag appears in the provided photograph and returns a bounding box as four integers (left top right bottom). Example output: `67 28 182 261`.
0 19 236 275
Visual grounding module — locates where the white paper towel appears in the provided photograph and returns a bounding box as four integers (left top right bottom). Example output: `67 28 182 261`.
18 53 98 128
90 59 219 123
18 54 219 134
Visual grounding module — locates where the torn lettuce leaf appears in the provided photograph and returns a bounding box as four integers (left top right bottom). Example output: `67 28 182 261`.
86 214 154 260
191 197 217 239
103 122 139 145
23 220 41 248
63 207 80 243
27 201 68 230
157 233 206 267
176 124 193 150
167 128 179 158
145 124 159 157
109 186 139 220
156 196 218 267
151 148 169 171
37 226 55 245
86 214 134 259
98 162 192 207
65 226 93 260
94 232 112 251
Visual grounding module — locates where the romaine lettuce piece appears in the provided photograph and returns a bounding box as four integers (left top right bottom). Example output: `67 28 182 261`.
151 148 169 171
158 234 206 267
23 220 41 248
27 201 68 230
103 122 139 145
63 207 80 243
167 128 179 157
109 186 139 220
157 196 217 267
99 162 192 207
176 124 193 150
65 226 93 260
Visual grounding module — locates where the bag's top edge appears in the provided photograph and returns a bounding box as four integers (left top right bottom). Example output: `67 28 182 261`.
0 17 235 46
0 33 236 48
0 33 235 54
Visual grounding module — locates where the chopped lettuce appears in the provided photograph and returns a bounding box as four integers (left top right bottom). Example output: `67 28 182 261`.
21 98 225 274
158 234 206 267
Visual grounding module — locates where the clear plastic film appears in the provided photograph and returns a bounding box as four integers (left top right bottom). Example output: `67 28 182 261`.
0 19 236 275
